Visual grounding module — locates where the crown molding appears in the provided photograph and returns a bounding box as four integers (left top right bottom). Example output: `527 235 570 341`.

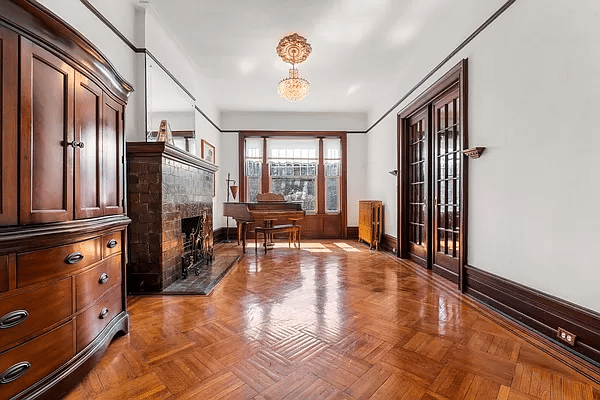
79 0 518 135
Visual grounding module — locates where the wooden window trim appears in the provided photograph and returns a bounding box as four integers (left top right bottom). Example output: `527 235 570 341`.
239 131 347 239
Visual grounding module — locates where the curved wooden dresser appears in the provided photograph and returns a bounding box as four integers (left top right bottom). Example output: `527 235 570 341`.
0 1 133 399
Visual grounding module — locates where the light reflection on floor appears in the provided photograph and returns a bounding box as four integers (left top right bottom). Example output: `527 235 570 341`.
269 242 362 253
334 242 361 252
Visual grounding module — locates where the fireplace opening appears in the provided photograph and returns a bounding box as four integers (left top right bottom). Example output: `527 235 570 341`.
181 210 213 278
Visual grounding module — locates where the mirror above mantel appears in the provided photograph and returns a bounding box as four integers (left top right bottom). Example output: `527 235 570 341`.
146 56 197 155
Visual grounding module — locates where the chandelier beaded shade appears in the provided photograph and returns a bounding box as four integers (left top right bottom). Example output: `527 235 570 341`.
276 33 312 64
276 33 311 102
277 68 310 102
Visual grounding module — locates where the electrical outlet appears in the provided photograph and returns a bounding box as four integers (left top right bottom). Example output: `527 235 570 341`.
557 327 577 346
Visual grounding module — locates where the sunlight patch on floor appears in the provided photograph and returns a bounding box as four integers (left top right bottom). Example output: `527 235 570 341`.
300 243 327 249
299 243 331 252
334 242 361 252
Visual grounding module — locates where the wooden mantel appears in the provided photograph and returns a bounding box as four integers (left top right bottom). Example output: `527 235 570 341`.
126 142 219 173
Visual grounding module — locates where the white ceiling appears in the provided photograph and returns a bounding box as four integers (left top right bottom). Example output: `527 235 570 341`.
144 0 507 115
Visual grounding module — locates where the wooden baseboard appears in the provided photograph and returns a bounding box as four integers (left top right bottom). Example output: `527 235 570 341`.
213 227 235 243
346 226 358 239
381 234 398 254
464 264 600 366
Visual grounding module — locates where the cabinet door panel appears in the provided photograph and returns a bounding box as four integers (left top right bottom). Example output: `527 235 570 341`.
20 39 74 224
0 26 18 226
102 94 123 215
75 73 103 219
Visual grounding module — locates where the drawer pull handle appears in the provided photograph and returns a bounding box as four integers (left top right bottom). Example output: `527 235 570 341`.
99 308 109 319
65 252 84 264
107 239 118 249
0 310 29 329
99 273 109 284
0 362 31 384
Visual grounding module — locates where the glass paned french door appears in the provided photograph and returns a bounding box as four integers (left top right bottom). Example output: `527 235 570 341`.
406 108 428 266
399 60 466 287
432 88 461 282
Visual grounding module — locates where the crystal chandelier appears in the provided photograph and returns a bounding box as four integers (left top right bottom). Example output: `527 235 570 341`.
276 33 311 102
277 68 309 102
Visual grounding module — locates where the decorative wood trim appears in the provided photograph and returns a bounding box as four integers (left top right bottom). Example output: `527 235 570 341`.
0 216 130 254
317 139 325 214
464 264 600 366
151 130 195 138
463 146 485 159
458 59 469 292
340 134 348 239
381 234 398 253
240 131 348 138
126 142 218 172
238 133 246 202
346 226 358 239
213 227 235 244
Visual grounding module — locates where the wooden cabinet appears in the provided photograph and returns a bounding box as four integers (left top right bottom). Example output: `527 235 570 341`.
101 94 125 216
18 43 125 225
359 200 383 250
0 1 133 398
19 38 75 225
0 25 18 226
75 72 104 219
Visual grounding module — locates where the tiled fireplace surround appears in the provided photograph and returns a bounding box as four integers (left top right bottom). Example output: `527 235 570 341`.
126 142 218 292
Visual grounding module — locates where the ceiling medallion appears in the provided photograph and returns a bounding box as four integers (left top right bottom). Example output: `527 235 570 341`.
277 68 310 102
276 33 311 102
276 33 312 64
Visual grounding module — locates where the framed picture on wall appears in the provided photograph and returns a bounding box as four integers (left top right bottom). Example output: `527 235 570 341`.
201 139 216 164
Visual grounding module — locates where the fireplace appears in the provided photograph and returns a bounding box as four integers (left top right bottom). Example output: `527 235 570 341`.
181 212 213 278
126 142 218 292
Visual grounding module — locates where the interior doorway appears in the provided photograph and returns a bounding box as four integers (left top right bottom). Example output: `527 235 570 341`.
397 60 468 289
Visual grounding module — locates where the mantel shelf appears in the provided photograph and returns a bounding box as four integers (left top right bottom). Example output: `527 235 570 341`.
126 142 219 173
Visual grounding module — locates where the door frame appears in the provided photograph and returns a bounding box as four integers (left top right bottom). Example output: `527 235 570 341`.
397 59 469 290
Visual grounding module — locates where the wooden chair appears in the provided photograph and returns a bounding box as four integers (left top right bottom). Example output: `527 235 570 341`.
254 193 301 252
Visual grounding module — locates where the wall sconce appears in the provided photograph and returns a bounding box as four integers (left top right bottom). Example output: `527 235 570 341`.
463 147 486 159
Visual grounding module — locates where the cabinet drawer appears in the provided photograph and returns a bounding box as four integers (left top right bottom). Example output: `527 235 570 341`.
76 256 121 311
17 237 102 288
76 285 122 352
102 231 122 259
0 278 72 351
0 321 74 399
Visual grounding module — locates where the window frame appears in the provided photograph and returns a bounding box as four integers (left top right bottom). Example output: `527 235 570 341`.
239 131 348 238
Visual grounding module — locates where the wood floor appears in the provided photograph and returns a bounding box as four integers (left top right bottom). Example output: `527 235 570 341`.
63 240 600 400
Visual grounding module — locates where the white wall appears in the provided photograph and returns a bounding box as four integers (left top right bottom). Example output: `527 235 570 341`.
150 111 195 132
347 133 368 227
221 111 368 132
366 0 600 313
216 133 239 230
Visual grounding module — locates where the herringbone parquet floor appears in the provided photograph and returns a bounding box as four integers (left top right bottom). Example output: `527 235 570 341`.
63 241 600 399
